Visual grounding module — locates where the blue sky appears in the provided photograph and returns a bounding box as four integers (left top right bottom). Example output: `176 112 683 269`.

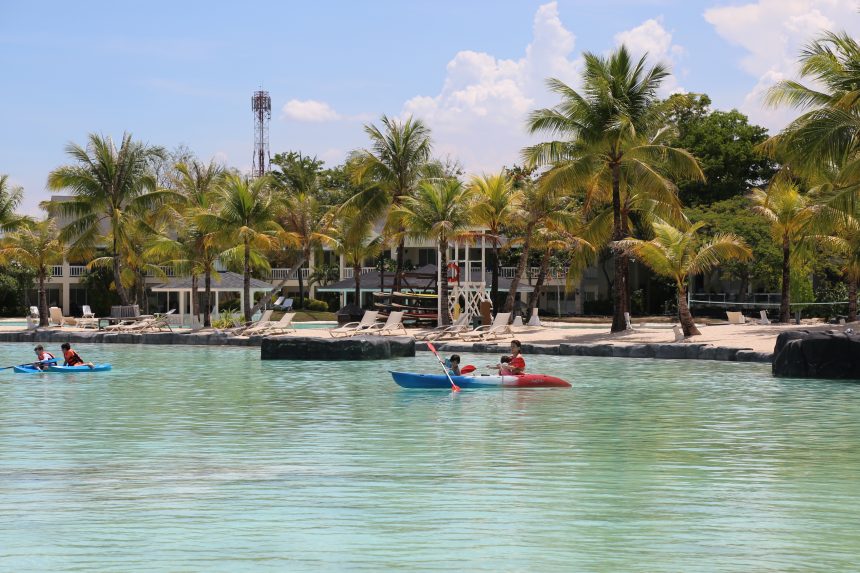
3 0 859 214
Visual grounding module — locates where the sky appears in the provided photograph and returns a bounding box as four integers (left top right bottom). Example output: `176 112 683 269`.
3 0 860 214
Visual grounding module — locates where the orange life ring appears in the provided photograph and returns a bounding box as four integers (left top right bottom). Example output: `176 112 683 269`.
447 262 460 283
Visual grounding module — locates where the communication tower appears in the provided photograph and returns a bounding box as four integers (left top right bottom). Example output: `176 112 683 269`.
251 90 271 178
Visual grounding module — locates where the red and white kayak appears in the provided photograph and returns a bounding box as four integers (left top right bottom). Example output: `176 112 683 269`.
390 371 571 389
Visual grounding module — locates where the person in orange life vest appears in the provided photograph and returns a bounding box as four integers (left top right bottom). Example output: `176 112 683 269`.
60 342 94 368
32 345 55 370
491 339 525 375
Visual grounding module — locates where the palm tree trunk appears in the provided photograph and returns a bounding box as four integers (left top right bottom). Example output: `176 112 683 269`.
610 162 626 333
38 272 48 327
204 269 212 327
527 249 551 320
848 275 857 323
439 238 449 326
112 239 130 306
394 238 405 292
354 264 362 306
247 256 306 317
678 283 701 336
190 273 199 329
244 239 251 322
503 222 534 318
491 242 500 311
780 235 790 323
621 207 632 314
298 268 305 309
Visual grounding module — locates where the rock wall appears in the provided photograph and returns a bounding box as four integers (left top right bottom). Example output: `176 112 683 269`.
772 330 860 379
261 335 415 360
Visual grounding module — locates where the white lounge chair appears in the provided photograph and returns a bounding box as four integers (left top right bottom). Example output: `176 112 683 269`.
417 314 470 341
29 306 39 318
758 310 771 325
246 312 296 336
271 296 285 309
81 305 95 318
230 309 274 335
459 312 513 341
726 311 747 325
281 298 294 311
329 311 379 338
672 324 688 342
49 306 75 327
367 311 408 336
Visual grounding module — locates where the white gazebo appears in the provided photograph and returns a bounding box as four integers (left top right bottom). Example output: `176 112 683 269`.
151 271 273 327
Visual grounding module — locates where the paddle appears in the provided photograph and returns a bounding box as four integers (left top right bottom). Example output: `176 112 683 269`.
426 341 460 392
460 365 477 374
1 358 57 371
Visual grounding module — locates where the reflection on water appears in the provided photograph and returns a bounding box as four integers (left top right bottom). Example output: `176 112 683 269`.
1 343 859 572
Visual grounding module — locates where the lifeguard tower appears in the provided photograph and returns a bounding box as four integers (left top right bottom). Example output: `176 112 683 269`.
437 232 493 326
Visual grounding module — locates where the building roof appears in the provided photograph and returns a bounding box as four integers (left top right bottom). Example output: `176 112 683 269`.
151 271 272 291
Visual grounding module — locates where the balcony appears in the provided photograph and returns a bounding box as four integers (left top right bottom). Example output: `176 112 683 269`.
270 268 311 280
51 265 63 277
69 265 87 277
342 267 376 279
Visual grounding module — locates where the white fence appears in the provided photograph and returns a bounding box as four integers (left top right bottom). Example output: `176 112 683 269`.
270 268 311 280
342 267 376 279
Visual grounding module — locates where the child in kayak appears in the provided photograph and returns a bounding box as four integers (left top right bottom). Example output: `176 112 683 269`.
491 339 525 375
60 342 94 368
446 354 461 376
32 345 55 370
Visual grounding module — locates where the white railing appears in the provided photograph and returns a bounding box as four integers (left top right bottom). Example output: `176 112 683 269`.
144 266 175 278
51 265 63 277
69 265 87 277
270 268 311 280
342 267 377 279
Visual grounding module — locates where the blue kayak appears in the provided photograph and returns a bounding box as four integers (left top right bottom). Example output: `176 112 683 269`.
391 371 571 389
14 363 112 374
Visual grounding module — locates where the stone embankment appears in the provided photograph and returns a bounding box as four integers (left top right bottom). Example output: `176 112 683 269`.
0 329 262 346
772 330 860 379
261 336 415 360
426 341 773 363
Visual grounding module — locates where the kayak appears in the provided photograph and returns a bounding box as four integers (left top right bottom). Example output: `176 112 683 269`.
13 363 112 374
390 371 571 389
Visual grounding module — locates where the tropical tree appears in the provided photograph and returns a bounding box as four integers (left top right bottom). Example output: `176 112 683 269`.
502 181 580 318
199 173 283 321
617 221 751 336
348 115 433 291
325 210 382 307
393 179 474 325
0 175 27 232
0 219 65 327
468 172 521 310
748 178 815 322
46 133 170 305
524 45 704 332
278 191 333 309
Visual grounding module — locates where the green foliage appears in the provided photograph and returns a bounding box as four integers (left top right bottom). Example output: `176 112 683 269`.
686 196 782 291
303 299 329 312
665 94 776 205
212 310 241 329
78 267 121 316
815 281 849 320
0 264 35 316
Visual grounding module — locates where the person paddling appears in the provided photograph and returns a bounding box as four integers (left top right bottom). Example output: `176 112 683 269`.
32 345 55 371
60 342 94 369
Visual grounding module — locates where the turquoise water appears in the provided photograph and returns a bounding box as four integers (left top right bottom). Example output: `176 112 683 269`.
294 321 337 329
1 343 859 572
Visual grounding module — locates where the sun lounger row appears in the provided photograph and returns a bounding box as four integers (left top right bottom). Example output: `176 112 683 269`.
329 311 408 337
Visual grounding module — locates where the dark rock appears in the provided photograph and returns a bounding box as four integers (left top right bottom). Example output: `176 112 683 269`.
772 330 860 379
627 344 656 358
654 344 689 359
261 335 415 360
611 346 631 358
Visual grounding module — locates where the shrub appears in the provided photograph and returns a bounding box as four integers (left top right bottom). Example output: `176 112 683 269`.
212 310 241 329
305 299 329 312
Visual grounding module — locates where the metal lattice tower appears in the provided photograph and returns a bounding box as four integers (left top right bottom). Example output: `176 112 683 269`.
251 90 271 178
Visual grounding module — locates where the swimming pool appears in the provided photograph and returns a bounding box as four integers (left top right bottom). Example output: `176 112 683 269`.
1 342 858 571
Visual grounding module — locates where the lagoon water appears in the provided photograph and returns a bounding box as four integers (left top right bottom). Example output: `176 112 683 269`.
1 342 859 572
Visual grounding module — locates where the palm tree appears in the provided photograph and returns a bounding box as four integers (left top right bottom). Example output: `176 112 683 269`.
0 219 65 327
46 133 171 305
0 175 27 232
199 173 283 321
393 179 474 325
278 191 332 309
348 115 433 291
325 211 382 307
468 172 521 310
748 178 815 322
617 221 751 336
525 226 593 321
524 46 703 332
502 181 579 318
169 160 223 326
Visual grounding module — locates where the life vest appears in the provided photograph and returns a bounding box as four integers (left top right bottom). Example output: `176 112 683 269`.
64 349 84 366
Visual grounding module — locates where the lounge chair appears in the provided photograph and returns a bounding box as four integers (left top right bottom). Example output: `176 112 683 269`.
280 298 294 311
28 306 39 318
245 312 296 336
758 310 771 325
624 312 637 331
74 304 98 328
105 309 175 332
672 324 688 342
81 305 95 318
726 311 747 325
366 311 408 336
271 296 285 309
230 309 274 335
49 306 75 327
329 310 379 338
416 314 470 341
459 312 513 341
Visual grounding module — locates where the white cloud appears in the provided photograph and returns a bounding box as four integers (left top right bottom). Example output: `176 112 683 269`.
281 99 341 122
614 17 685 95
400 1 581 173
399 2 685 175
704 0 860 131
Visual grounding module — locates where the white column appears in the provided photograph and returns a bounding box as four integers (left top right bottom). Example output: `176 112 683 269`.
437 244 442 327
339 253 346 280
308 250 316 299
239 290 245 319
214 291 220 319
179 290 186 326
